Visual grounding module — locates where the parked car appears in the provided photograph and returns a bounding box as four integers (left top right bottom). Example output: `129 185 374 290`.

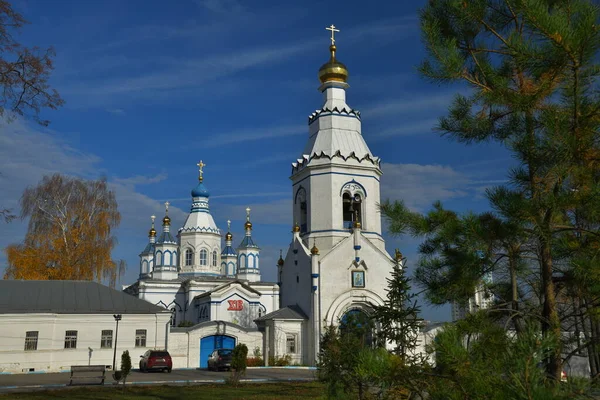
207 348 233 371
139 350 172 373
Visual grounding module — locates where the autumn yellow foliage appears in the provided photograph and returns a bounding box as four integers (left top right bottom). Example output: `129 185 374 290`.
4 174 124 285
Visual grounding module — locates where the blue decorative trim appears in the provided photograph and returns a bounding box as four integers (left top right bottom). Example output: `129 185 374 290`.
179 226 220 234
190 209 210 213
312 286 318 291
355 257 360 262
293 171 380 187
354 245 361 250
311 274 319 278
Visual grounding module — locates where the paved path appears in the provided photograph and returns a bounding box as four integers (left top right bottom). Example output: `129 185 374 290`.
0 367 317 393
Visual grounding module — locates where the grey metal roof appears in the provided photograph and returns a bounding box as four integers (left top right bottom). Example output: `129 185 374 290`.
0 280 168 314
255 305 308 322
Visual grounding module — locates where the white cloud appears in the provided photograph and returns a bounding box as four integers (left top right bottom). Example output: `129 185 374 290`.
363 92 456 119
106 108 126 115
196 0 244 14
199 125 305 148
0 119 186 278
370 119 439 139
380 163 471 210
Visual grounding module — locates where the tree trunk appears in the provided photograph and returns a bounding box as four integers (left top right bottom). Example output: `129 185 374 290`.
539 236 561 381
509 250 523 334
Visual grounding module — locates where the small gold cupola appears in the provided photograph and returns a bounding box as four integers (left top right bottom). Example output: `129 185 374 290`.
277 249 285 266
311 240 320 255
149 215 157 237
244 207 253 230
318 25 348 84
162 201 171 226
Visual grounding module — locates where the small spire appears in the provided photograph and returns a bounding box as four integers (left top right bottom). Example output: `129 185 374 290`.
244 207 253 230
149 215 157 237
225 219 233 241
311 239 319 255
227 219 231 231
197 160 206 182
277 249 284 266
292 221 301 233
162 201 171 226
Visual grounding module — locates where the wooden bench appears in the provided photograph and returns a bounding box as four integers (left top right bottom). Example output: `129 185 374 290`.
69 365 106 386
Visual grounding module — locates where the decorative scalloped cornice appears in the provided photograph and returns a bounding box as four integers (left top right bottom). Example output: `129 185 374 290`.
308 107 361 125
291 151 381 173
178 226 221 234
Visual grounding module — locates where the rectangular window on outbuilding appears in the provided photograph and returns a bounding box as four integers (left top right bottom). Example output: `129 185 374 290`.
286 334 297 354
24 331 38 351
64 330 78 349
135 329 147 347
101 330 113 348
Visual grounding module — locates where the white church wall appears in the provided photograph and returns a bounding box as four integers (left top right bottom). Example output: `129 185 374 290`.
169 323 262 369
280 242 312 316
270 320 304 365
0 313 170 374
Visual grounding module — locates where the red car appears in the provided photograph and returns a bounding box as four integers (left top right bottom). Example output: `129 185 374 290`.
139 350 172 373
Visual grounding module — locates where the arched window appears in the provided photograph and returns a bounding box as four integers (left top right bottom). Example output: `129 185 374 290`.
212 251 217 267
342 192 362 229
295 187 307 233
185 249 193 266
200 249 207 266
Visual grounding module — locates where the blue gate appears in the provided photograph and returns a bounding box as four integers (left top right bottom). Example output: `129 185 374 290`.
200 335 236 368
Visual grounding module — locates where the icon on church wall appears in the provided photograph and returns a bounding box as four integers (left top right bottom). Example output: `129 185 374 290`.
352 271 365 288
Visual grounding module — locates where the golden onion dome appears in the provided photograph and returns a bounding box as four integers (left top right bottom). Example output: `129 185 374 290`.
292 223 301 233
311 244 319 255
353 219 361 229
148 227 157 237
318 45 348 84
277 256 284 267
225 231 233 241
162 215 171 226
245 220 253 230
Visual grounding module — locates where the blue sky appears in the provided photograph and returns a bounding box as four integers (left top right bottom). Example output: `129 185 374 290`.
0 0 511 321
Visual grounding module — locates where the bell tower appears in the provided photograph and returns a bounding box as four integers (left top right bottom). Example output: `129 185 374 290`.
290 27 384 254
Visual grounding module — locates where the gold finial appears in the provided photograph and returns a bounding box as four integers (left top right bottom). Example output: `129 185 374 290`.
225 219 233 241
244 207 252 230
162 201 171 226
197 160 206 182
353 210 361 229
395 249 403 262
149 215 157 237
311 239 319 255
318 25 348 84
277 249 284 266
326 24 340 46
292 221 301 233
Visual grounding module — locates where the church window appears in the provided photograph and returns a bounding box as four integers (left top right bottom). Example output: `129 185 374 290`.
101 330 113 348
135 329 147 347
24 331 38 351
185 249 193 266
295 187 308 233
342 192 362 229
64 330 78 349
286 334 297 354
200 249 207 266
212 251 217 267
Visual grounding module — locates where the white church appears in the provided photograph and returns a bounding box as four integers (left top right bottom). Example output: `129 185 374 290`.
124 28 404 368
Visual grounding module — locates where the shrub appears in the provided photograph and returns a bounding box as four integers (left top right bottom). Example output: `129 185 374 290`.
229 343 248 386
120 350 131 385
269 354 292 366
246 357 263 367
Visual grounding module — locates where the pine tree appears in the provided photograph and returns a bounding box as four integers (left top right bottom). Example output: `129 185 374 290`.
414 0 600 380
371 253 422 360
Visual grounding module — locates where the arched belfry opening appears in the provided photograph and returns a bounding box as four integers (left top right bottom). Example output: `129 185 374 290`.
342 192 362 229
295 187 308 233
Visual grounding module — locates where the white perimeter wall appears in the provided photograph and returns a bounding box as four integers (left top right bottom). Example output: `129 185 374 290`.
0 313 171 373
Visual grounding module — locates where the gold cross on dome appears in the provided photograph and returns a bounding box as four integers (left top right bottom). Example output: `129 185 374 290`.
165 201 170 213
151 215 156 227
227 219 231 231
326 24 340 45
197 160 206 181
246 207 251 221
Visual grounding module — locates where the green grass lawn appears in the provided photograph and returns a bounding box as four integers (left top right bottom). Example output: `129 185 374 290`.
0 382 325 400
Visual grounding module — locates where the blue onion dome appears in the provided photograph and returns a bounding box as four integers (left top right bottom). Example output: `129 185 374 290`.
191 182 210 198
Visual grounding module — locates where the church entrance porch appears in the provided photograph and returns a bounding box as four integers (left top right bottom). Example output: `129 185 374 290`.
200 335 236 368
